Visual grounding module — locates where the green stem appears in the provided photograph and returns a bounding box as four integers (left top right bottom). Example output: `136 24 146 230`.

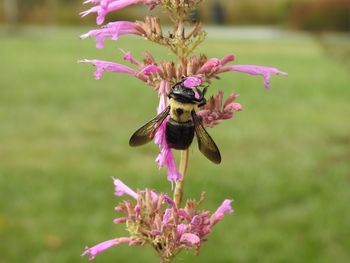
173 149 189 207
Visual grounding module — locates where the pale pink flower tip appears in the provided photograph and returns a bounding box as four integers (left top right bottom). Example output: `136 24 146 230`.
231 103 243 112
217 199 234 214
180 233 201 246
112 177 138 199
210 199 234 226
183 76 202 88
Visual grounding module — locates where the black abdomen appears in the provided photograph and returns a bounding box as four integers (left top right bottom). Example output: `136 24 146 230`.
166 119 194 150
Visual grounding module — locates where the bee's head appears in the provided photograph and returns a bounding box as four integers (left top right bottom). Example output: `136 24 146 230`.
169 77 207 106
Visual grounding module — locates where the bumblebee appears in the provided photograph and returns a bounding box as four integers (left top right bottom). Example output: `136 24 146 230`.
129 79 221 164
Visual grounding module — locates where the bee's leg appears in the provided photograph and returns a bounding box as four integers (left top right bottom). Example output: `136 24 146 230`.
198 100 206 108
192 110 204 123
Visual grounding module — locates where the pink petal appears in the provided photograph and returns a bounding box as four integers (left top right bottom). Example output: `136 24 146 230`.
154 102 182 183
154 114 167 146
121 50 141 66
178 209 191 222
151 191 159 202
112 177 138 199
176 224 188 238
220 54 235 65
113 217 128 224
156 147 182 183
183 76 202 88
80 0 161 25
162 208 172 225
81 237 130 260
210 199 234 226
216 199 233 214
141 64 161 75
224 102 243 112
78 59 137 80
220 65 288 89
81 0 140 25
80 21 142 49
180 233 200 246
197 58 221 74
134 204 141 215
163 195 176 208
191 215 201 226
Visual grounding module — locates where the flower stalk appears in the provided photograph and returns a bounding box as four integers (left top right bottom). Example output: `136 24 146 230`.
174 149 189 207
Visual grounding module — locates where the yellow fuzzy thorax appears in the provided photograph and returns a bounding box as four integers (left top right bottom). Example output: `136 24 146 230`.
169 98 198 123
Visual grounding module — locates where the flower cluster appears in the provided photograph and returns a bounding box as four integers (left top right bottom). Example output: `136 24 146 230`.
198 91 242 128
82 178 233 262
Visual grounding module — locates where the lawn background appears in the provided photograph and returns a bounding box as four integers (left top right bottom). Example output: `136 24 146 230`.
0 27 349 263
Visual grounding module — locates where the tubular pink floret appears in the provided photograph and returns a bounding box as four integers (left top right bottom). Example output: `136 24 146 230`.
81 237 131 260
78 59 137 80
113 177 139 199
210 199 234 226
80 21 144 49
219 64 288 89
80 0 160 25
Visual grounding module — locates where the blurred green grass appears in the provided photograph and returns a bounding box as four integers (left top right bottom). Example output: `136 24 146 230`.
0 27 350 263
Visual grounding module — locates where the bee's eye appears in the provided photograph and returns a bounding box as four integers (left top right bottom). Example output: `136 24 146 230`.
186 89 194 96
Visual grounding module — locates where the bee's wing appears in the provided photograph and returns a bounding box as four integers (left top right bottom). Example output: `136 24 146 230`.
191 111 221 164
129 106 170 147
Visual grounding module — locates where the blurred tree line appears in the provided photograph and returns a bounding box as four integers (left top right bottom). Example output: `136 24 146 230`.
1 0 349 31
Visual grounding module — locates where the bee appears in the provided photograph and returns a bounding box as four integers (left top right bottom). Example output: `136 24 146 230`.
129 79 221 164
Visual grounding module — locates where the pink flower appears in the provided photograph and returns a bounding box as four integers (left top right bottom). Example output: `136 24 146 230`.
220 54 235 65
113 177 138 199
178 209 191 222
219 64 288 89
210 199 233 226
81 237 130 260
195 54 287 89
197 58 221 74
183 76 202 88
176 224 189 238
163 195 176 208
198 91 242 128
113 217 128 224
121 50 141 67
154 92 182 183
82 180 234 261
78 59 137 80
156 146 182 183
162 208 172 225
227 102 242 112
80 21 145 49
81 0 160 25
140 64 161 75
180 233 200 246
150 191 159 203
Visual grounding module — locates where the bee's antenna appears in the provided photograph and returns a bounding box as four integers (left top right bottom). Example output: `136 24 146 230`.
202 86 208 96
